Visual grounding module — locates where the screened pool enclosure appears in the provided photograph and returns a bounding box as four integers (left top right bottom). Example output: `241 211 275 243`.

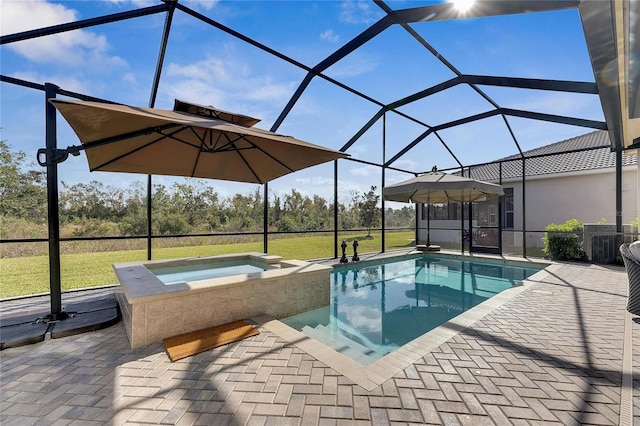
1 1 639 309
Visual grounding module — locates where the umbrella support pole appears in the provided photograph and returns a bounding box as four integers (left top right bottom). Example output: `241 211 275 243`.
420 204 440 252
0 84 121 351
44 83 64 319
427 206 430 246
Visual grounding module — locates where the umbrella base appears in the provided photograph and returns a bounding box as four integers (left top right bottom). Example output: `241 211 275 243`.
416 244 441 252
0 296 120 350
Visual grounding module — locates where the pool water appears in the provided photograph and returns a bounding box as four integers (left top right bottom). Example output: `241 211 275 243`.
282 255 544 365
150 260 273 285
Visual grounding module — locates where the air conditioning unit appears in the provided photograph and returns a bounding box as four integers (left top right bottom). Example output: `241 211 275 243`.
584 224 633 264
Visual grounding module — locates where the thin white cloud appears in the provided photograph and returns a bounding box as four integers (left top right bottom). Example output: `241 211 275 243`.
1 0 78 34
326 53 378 78
163 78 226 108
339 0 383 25
165 55 294 113
122 72 138 85
320 29 340 43
167 58 230 82
344 140 370 157
510 92 601 119
2 0 126 69
11 71 91 95
106 0 156 7
338 181 366 203
392 158 419 171
340 305 381 333
350 165 377 177
247 81 294 102
295 176 334 186
184 0 220 11
108 0 219 11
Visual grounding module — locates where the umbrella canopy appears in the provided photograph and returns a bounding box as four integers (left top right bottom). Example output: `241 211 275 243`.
50 99 348 184
383 170 503 250
172 99 261 127
382 171 504 204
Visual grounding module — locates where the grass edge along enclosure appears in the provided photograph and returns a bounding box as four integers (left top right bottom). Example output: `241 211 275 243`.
0 231 415 299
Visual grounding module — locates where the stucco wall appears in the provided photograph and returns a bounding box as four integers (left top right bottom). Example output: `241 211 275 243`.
507 168 637 232
417 220 476 245
415 167 638 249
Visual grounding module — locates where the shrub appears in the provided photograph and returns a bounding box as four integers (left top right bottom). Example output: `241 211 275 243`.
156 213 191 235
542 219 586 260
67 218 121 237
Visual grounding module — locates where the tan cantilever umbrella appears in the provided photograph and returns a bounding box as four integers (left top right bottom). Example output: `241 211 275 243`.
49 99 348 183
172 99 262 127
383 170 503 204
29 98 346 340
383 170 503 249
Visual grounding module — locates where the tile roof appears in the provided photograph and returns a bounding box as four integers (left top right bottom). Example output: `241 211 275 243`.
467 130 637 181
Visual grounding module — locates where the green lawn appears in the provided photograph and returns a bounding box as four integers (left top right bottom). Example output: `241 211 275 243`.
0 231 415 299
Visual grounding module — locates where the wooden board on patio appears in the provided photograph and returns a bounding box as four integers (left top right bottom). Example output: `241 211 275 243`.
163 320 260 361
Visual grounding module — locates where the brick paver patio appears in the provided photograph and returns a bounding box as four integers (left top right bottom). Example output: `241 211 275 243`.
1 260 638 425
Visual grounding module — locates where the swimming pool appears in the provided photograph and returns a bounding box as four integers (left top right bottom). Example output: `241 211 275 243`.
282 254 544 365
149 260 276 285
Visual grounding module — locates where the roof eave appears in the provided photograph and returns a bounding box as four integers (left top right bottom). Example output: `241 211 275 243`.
578 0 640 150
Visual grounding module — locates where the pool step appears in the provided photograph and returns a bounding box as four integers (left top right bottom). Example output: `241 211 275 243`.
301 324 380 365
326 318 397 355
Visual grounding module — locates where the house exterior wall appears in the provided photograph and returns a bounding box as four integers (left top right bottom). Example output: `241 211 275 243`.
415 167 638 251
417 220 476 245
506 168 637 232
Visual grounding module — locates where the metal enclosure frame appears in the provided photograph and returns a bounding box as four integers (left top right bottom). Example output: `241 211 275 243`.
0 0 634 318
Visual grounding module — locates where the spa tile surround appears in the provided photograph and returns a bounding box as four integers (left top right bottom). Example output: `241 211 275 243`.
114 253 332 348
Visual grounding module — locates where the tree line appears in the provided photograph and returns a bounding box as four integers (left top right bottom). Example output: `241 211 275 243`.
1 141 414 240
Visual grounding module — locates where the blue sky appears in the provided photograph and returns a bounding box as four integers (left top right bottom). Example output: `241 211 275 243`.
0 0 605 206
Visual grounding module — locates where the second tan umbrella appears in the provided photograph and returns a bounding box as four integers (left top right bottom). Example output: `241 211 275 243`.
383 169 503 250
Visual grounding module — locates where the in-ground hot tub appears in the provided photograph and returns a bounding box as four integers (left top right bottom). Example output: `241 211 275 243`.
113 252 332 348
